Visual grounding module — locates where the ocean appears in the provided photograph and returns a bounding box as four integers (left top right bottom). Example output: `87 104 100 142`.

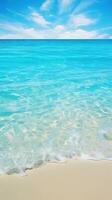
0 39 112 175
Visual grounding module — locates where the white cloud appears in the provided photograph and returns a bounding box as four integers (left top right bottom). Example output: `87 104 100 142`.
73 0 97 14
59 0 74 13
0 23 44 39
0 0 111 40
57 29 98 39
46 26 109 39
31 11 50 27
40 0 52 11
0 32 40 39
70 14 96 27
53 25 65 32
0 21 111 39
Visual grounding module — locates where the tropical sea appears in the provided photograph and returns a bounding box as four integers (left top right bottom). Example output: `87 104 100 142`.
0 39 112 175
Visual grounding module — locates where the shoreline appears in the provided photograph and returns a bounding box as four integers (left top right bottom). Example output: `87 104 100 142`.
0 157 112 176
0 160 112 200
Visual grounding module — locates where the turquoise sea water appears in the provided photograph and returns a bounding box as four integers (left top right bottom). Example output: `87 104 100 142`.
0 39 112 175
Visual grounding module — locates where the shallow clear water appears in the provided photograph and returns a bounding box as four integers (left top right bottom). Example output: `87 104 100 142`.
0 39 112 174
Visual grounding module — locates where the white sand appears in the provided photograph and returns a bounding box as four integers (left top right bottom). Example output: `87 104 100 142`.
0 160 112 200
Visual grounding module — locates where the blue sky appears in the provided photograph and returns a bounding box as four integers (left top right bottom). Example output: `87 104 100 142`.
0 0 112 39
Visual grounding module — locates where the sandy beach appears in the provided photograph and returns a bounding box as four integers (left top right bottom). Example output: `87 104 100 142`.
0 160 112 200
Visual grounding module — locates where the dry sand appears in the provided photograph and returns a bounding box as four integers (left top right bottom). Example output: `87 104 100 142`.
0 160 112 200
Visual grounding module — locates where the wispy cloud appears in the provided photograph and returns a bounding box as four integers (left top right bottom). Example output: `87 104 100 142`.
40 0 52 11
73 0 97 14
70 14 96 27
0 23 44 39
59 0 74 13
30 11 50 27
6 8 25 18
99 26 112 32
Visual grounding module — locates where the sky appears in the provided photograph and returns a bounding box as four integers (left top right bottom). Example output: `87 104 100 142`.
0 0 112 39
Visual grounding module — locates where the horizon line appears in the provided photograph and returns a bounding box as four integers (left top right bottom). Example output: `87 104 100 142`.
0 38 112 40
